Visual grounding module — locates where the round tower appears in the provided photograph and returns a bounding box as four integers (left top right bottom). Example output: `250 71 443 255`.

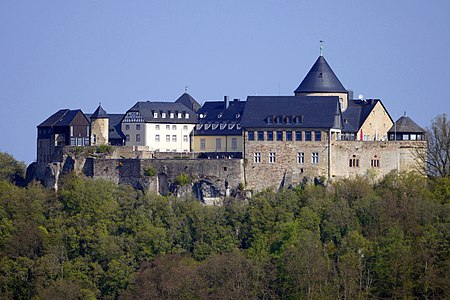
90 103 109 145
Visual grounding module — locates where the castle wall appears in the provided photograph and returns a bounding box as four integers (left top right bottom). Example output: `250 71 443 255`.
244 131 330 191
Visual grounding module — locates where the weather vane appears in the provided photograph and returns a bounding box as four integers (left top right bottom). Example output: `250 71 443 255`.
320 40 324 56
185 86 188 93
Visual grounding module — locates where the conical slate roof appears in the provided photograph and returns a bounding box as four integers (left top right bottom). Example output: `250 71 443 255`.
294 56 347 94
91 104 108 119
388 115 426 133
175 93 201 112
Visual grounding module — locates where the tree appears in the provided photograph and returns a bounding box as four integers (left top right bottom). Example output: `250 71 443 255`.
0 152 26 183
423 113 450 177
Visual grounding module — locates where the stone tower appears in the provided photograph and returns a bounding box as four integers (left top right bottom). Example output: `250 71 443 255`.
90 104 109 145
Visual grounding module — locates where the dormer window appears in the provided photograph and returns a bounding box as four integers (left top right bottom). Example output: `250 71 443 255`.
286 116 292 124
178 112 182 118
235 113 240 119
294 116 302 124
218 113 223 118
170 112 174 118
153 112 158 118
162 112 166 118
275 116 282 124
267 116 273 124
185 113 189 119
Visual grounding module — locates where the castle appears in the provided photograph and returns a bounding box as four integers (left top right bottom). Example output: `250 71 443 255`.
35 52 426 198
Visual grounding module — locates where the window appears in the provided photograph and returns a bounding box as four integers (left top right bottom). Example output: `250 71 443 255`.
312 152 319 164
183 125 188 131
267 116 273 124
185 113 190 119
231 137 237 150
371 156 380 168
297 152 305 164
136 124 141 130
155 134 160 142
216 138 222 150
267 131 273 141
153 112 158 118
170 112 174 118
294 116 302 124
276 131 283 141
93 134 97 145
125 124 130 130
155 125 160 130
166 135 170 142
254 152 261 163
305 131 312 141
126 134 130 142
172 135 177 142
178 113 182 118
258 131 264 141
183 135 188 142
172 125 177 130
200 138 206 150
166 125 170 130
136 134 141 142
248 131 255 141
402 134 409 140
285 116 292 124
349 156 359 167
286 131 292 141
314 131 321 141
162 112 166 118
295 131 302 141
269 152 276 163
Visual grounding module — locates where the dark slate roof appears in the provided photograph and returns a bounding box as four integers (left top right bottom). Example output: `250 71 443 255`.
194 100 246 136
38 109 89 127
342 99 393 133
108 114 126 140
126 101 198 124
91 104 108 119
175 93 201 112
294 56 347 94
388 115 426 133
241 96 342 129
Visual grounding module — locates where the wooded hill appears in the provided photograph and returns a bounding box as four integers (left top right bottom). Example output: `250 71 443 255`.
0 153 449 299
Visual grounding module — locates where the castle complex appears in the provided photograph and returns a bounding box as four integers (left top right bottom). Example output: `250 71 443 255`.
35 53 426 196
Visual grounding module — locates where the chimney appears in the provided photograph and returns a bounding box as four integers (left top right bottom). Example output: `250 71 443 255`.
224 96 229 109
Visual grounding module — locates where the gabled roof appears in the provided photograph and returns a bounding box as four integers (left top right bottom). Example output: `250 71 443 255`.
342 99 393 133
194 100 246 136
241 96 343 129
126 101 197 124
38 109 89 127
294 56 347 94
388 115 426 133
175 93 201 112
91 104 108 119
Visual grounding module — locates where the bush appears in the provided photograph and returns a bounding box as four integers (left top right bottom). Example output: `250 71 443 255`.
144 166 157 177
96 144 113 154
175 173 191 186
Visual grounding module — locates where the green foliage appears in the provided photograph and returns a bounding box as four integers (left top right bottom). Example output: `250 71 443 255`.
74 146 84 156
0 173 448 299
0 151 26 183
143 166 157 177
175 173 191 186
96 144 112 154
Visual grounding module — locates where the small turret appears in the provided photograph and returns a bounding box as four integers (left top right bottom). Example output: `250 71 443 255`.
90 103 109 145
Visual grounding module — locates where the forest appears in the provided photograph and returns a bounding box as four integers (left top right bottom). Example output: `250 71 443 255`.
0 151 449 299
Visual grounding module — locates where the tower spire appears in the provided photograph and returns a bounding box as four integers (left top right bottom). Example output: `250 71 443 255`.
319 40 324 56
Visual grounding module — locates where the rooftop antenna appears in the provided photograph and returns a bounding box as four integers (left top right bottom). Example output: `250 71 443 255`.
319 40 324 56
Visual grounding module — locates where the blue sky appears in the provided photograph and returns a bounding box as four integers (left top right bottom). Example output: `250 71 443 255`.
1 1 449 164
